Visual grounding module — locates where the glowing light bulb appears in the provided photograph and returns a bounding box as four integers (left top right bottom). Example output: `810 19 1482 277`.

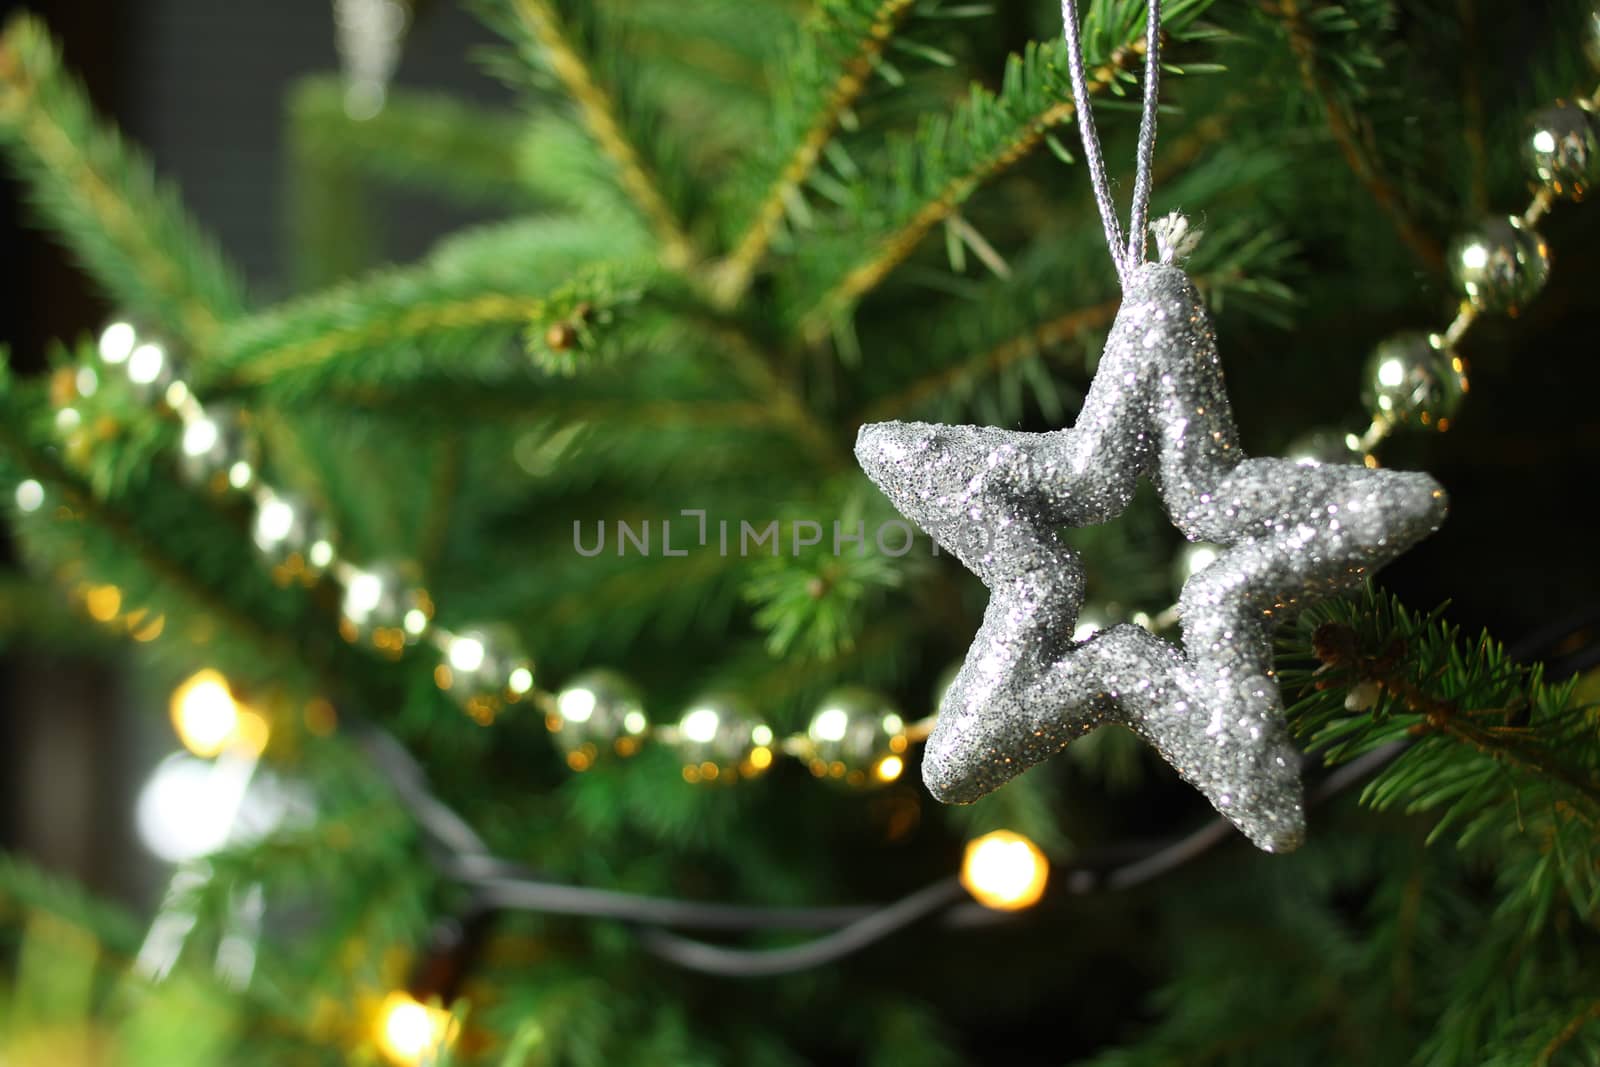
961 830 1049 911
374 992 457 1066
170 669 266 757
135 754 239 862
508 666 534 695
874 755 904 782
1377 358 1406 389
85 584 122 622
1533 129 1557 155
14 479 43 513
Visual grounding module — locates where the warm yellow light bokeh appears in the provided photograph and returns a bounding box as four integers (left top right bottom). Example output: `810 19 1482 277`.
85 584 122 622
960 830 1049 911
374 991 458 1066
169 670 268 758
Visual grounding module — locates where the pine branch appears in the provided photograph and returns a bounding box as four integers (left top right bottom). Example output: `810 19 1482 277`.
1264 0 1445 271
860 296 1120 422
1537 1000 1600 1067
1282 591 1600 927
286 77 535 210
0 14 245 345
694 315 845 468
856 223 1296 423
793 36 1139 335
713 0 920 306
0 854 141 956
203 219 651 394
488 0 698 269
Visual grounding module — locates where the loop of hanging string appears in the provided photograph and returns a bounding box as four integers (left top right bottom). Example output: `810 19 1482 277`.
1059 0 1164 287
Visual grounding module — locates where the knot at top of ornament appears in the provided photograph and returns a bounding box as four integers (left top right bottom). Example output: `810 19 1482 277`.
1151 212 1203 266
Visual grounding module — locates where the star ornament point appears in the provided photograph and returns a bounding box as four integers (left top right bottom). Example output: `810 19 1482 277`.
856 265 1447 852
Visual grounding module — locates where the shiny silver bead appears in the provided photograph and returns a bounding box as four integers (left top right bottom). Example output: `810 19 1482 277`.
806 687 909 787
1448 216 1550 314
178 407 257 492
339 560 431 652
1362 332 1466 431
251 489 336 581
549 670 649 770
436 626 535 721
1525 100 1600 201
123 339 181 404
673 694 773 783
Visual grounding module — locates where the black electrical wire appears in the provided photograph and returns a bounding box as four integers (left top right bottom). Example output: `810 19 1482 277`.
355 619 1584 977
630 878 968 978
352 718 1417 975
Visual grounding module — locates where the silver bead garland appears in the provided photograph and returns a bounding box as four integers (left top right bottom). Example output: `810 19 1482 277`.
1525 100 1600 200
1448 216 1550 314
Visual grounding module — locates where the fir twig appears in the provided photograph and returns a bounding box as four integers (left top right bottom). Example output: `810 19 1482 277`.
502 0 697 269
225 291 548 385
797 37 1140 335
698 316 844 468
713 0 919 306
1307 617 1600 814
0 14 246 345
859 296 1120 422
418 434 464 570
203 218 651 391
286 77 535 210
1265 0 1445 271
1283 591 1600 930
1537 999 1600 1066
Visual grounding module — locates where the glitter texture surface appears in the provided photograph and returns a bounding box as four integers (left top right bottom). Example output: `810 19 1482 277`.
855 265 1447 851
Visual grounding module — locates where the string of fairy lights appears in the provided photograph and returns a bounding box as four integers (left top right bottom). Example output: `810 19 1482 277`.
7 21 1600 1067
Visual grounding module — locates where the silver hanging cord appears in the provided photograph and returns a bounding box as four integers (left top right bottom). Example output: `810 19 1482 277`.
1059 0 1164 286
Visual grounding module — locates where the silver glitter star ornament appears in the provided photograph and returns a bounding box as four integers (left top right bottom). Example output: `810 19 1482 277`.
856 264 1445 851
852 0 1448 852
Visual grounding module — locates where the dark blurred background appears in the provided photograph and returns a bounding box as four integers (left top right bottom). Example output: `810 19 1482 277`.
3 0 1599 938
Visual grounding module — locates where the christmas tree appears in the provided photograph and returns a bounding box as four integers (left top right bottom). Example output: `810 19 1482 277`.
3 0 1600 1063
